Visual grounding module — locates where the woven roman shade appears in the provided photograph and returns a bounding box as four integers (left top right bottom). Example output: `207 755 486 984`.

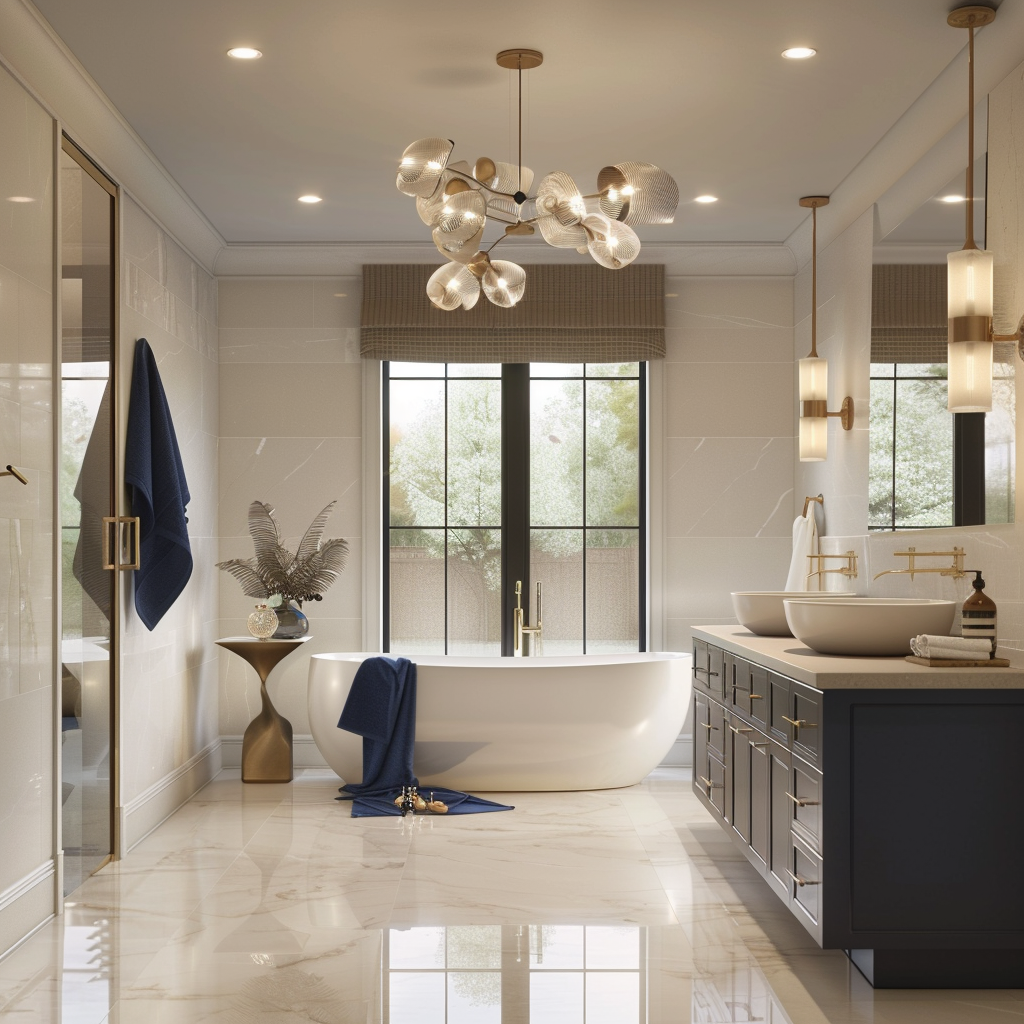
871 264 948 364
361 263 665 363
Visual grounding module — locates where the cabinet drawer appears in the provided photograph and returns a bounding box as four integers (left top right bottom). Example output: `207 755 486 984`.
749 664 769 726
692 639 709 692
787 758 823 854
696 754 726 822
791 682 822 767
789 833 823 934
729 655 752 716
693 640 724 696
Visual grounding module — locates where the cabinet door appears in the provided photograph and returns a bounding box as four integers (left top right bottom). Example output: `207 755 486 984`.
709 698 727 761
708 644 726 699
750 735 770 868
731 656 752 717
769 673 792 745
791 682 822 768
694 693 709 770
749 664 769 726
728 716 753 845
768 742 793 899
789 757 823 854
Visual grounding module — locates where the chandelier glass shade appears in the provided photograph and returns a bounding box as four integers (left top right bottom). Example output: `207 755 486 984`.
396 50 680 311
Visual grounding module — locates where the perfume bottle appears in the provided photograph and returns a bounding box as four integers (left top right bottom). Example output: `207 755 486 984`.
961 571 997 658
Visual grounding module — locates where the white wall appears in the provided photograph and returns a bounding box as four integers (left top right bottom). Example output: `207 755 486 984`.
0 59 56 958
216 278 363 766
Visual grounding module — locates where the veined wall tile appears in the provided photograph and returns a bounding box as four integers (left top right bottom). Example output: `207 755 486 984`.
664 326 795 364
664 537 792 620
122 195 163 283
164 234 196 309
123 260 170 333
664 437 794 538
219 328 358 364
312 278 360 329
663 363 793 438
664 278 794 331
218 279 317 329
219 363 362 438
18 277 51 368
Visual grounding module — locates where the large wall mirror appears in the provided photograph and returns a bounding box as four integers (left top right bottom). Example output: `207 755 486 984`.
871 83 1019 531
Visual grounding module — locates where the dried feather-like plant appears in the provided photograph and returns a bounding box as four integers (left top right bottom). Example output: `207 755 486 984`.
216 500 348 604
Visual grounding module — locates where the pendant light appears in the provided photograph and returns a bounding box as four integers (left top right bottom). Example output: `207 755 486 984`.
798 196 853 462
945 5 1024 412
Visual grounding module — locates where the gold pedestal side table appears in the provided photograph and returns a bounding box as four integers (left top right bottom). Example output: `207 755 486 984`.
216 636 312 783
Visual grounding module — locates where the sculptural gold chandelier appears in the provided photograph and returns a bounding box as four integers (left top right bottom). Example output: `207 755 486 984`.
396 48 680 311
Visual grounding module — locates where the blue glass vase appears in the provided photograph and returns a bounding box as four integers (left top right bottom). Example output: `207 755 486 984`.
272 600 309 639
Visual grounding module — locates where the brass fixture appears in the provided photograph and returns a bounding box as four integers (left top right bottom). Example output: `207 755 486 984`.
802 493 823 518
805 551 858 585
798 197 854 461
786 868 820 888
944 5 1024 412
513 579 542 656
785 791 820 808
872 546 968 581
1 464 28 484
101 515 141 571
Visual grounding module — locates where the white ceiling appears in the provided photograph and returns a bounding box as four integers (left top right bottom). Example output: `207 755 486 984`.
30 0 996 248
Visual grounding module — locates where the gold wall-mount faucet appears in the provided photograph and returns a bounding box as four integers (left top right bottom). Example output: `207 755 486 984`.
873 546 968 581
806 551 858 587
513 580 542 656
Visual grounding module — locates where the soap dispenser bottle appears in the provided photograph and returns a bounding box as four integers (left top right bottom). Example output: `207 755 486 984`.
961 571 997 657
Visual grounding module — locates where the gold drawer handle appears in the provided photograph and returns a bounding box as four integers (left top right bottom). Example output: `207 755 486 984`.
781 715 816 729
749 693 764 700
751 741 769 749
729 725 753 735
698 775 720 790
786 868 820 888
785 791 820 808
701 722 718 732
695 668 720 677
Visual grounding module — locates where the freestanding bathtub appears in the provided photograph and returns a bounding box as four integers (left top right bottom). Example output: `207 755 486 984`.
307 651 691 791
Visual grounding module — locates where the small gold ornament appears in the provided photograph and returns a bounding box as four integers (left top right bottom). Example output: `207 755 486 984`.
246 603 278 640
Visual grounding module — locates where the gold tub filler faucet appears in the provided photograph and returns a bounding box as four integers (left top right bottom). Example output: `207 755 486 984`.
513 579 542 656
806 551 858 586
873 546 968 581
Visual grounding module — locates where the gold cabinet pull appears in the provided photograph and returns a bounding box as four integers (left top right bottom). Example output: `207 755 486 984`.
785 791 820 807
786 868 820 887
729 725 753 735
701 722 718 732
781 715 815 729
751 741 769 749
749 693 764 700
698 775 713 791
102 516 141 571
694 668 720 678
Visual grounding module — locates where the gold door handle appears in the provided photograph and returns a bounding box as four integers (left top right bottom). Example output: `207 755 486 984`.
694 668 720 677
697 775 718 791
786 868 820 888
785 791 820 807
729 725 753 735
781 715 815 729
701 722 718 732
102 516 141 571
749 693 764 700
751 741 769 749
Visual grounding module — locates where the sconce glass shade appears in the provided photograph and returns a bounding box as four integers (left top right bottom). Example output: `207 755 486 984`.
798 356 828 402
947 339 993 413
799 415 827 462
947 248 994 317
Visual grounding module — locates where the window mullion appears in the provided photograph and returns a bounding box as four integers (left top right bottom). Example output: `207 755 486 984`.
501 365 531 656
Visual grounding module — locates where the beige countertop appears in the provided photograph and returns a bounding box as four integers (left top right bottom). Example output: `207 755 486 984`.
692 625 1024 690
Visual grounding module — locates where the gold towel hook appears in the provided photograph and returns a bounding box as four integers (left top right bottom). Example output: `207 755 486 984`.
802 494 823 518
1 464 28 485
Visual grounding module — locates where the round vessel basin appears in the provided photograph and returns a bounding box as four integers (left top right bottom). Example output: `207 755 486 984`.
731 591 852 637
783 597 957 656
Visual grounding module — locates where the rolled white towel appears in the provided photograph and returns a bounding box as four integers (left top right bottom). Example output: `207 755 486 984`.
910 634 994 659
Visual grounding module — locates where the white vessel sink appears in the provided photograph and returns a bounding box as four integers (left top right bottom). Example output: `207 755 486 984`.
731 591 852 637
783 597 957 656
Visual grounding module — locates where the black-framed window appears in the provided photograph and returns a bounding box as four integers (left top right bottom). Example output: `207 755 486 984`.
384 361 646 656
868 359 1015 530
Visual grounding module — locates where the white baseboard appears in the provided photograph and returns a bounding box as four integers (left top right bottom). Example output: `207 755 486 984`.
0 862 55 962
660 734 693 767
219 734 328 770
120 739 223 853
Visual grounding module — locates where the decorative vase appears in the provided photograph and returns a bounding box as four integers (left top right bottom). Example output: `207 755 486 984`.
272 600 309 639
247 604 278 640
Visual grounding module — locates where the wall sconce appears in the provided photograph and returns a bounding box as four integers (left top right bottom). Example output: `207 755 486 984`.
946 5 1024 413
798 195 853 462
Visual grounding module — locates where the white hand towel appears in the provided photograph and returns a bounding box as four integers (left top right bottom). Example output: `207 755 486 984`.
910 634 993 659
785 512 819 591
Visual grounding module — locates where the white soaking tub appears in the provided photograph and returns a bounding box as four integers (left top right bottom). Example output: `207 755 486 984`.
307 651 691 792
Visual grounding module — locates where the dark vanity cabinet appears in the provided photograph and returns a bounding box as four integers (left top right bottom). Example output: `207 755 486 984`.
691 634 1024 989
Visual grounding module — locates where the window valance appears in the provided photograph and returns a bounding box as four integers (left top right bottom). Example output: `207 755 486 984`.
360 263 665 363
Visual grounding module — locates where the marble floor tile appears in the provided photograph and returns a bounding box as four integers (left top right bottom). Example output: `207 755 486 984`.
2 767 1023 1023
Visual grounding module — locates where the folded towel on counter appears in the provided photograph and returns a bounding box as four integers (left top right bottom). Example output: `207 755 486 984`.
785 510 819 591
125 338 193 630
336 656 513 817
910 634 994 659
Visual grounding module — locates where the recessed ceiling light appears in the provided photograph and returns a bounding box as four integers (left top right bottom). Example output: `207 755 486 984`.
298 195 322 204
227 47 262 59
694 195 718 204
940 194 966 203
7 196 34 203
782 46 817 60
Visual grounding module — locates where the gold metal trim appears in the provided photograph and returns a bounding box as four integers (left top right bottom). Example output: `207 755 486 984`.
801 397 853 429
830 395 854 431
947 5 996 29
872 546 968 581
799 196 830 209
802 400 827 418
806 551 858 584
496 48 543 70
950 314 994 344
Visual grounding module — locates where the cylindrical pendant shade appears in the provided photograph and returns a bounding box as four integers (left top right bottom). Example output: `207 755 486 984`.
947 339 993 412
799 416 827 462
798 356 828 402
947 248 994 317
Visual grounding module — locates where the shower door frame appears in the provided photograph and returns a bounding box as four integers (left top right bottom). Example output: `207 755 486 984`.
54 131 122 900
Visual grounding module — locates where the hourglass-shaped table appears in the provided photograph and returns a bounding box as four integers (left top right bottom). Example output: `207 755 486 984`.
216 637 312 783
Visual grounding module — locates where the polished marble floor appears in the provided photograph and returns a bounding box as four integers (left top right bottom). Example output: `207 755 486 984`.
1 768 1022 1022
